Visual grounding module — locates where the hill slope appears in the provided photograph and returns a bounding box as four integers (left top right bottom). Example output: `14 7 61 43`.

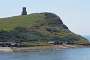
0 12 89 45
0 13 45 30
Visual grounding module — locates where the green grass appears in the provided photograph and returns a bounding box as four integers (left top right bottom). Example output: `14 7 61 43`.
0 13 45 31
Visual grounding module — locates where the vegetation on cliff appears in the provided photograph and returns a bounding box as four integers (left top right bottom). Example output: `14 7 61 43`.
0 12 89 46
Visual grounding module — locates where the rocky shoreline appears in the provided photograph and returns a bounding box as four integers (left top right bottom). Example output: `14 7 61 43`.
0 45 78 52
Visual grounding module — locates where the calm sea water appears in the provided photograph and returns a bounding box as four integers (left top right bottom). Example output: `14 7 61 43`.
0 37 90 60
0 48 90 60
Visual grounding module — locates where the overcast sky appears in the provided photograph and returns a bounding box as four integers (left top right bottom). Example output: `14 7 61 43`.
0 0 90 35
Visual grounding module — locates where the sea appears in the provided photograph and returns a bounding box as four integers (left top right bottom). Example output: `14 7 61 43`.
0 36 90 60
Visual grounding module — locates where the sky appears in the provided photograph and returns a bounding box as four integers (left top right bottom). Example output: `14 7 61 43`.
0 0 90 35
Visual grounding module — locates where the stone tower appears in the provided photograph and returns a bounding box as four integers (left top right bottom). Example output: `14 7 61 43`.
21 7 27 15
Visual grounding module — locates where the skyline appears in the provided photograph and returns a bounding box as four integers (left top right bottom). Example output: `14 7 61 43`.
0 0 90 35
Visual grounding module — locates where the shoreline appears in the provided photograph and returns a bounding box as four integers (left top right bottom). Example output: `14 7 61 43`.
0 45 78 52
0 44 89 52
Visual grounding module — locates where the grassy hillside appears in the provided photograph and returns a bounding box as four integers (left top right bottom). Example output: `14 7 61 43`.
0 12 89 45
0 13 45 31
